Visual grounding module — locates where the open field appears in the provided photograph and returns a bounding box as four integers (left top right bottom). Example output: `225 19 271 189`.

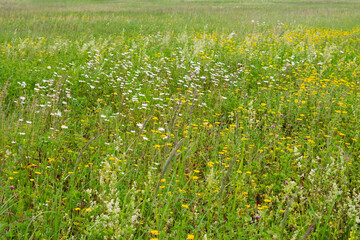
1 0 360 239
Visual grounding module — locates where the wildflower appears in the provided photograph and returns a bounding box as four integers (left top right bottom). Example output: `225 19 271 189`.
150 230 159 235
182 204 189 209
187 234 195 239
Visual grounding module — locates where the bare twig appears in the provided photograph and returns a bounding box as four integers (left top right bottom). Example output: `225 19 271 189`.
0 76 11 101
163 102 182 160
188 88 197 125
154 138 184 199
301 217 318 240
235 110 240 136
9 216 42 225
170 101 181 131
219 155 238 203
281 186 301 237
72 131 101 176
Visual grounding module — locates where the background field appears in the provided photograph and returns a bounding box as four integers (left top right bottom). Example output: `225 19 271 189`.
1 0 360 239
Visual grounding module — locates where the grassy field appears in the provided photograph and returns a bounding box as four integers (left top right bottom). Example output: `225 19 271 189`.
1 0 360 239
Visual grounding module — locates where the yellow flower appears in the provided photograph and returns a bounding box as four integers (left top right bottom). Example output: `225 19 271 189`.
182 204 189 209
187 234 195 239
150 230 159 235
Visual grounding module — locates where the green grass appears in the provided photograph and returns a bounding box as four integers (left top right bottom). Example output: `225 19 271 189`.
1 0 360 239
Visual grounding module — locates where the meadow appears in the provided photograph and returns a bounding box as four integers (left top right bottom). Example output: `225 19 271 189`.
1 0 360 239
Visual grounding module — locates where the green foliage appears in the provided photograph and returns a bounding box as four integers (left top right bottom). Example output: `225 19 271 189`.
1 0 360 239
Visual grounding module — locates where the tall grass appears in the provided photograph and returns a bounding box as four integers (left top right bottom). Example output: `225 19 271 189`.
1 0 360 239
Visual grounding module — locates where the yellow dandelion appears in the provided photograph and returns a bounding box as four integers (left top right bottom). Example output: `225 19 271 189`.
150 230 159 235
